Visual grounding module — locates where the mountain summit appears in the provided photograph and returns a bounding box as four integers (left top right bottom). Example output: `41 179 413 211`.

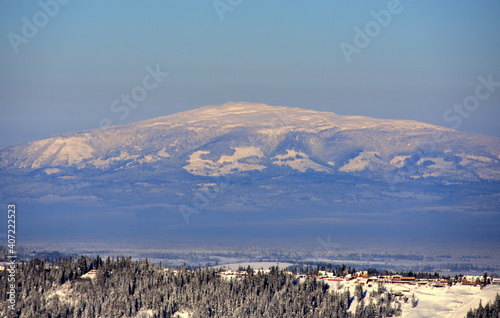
1 102 499 217
0 102 500 249
2 102 499 181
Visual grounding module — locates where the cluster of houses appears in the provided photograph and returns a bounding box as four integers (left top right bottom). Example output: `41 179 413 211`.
215 268 500 288
311 271 447 287
462 276 500 286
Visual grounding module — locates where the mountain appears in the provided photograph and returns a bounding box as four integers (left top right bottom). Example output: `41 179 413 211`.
2 101 500 233
2 102 499 178
3 101 499 264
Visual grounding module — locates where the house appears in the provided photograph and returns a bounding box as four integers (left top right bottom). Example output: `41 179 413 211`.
392 276 416 284
433 280 448 287
355 271 368 278
462 276 481 285
378 276 392 283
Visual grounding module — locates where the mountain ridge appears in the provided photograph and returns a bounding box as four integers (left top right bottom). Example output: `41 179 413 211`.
2 102 500 238
1 102 499 182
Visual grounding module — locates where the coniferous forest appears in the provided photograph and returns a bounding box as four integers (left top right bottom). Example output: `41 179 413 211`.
1 256 408 318
466 294 500 318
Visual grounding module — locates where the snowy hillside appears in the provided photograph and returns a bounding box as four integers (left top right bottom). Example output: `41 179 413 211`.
1 102 499 214
2 102 499 180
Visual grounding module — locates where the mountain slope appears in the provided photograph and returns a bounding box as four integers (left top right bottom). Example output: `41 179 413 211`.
3 102 500 260
2 102 499 182
1 102 500 221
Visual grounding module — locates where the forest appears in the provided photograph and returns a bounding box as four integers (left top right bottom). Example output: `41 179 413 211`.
1 255 409 318
466 293 500 318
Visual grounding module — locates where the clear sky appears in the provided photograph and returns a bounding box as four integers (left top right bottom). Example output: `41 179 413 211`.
1 0 500 147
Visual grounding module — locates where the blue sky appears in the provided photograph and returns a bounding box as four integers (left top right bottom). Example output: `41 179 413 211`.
1 0 500 147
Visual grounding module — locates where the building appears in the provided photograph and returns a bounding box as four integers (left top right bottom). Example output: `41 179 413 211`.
462 276 481 285
392 276 416 284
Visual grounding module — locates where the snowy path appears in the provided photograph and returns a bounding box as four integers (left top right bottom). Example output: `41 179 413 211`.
403 284 500 317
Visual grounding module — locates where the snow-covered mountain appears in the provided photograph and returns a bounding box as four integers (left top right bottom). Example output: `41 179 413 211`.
2 102 499 178
1 102 499 213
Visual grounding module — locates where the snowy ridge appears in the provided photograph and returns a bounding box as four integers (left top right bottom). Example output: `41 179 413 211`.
1 102 499 182
339 151 383 172
272 150 332 173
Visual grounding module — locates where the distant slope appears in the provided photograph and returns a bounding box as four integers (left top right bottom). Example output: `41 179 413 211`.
1 102 499 214
2 102 499 180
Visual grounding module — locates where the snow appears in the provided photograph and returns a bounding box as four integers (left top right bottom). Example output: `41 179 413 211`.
271 149 331 172
391 155 411 168
184 150 214 174
203 103 262 115
132 149 170 165
417 157 455 170
423 172 440 178
157 147 170 158
48 282 80 307
456 153 493 163
476 167 500 180
218 147 264 164
454 154 500 180
183 147 266 176
257 127 293 136
320 277 500 317
4 102 500 183
91 151 140 169
402 284 500 318
80 270 97 280
44 168 61 175
187 127 206 132
25 137 94 168
141 122 170 127
339 151 381 172
51 287 72 304
136 309 155 317
137 155 156 164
